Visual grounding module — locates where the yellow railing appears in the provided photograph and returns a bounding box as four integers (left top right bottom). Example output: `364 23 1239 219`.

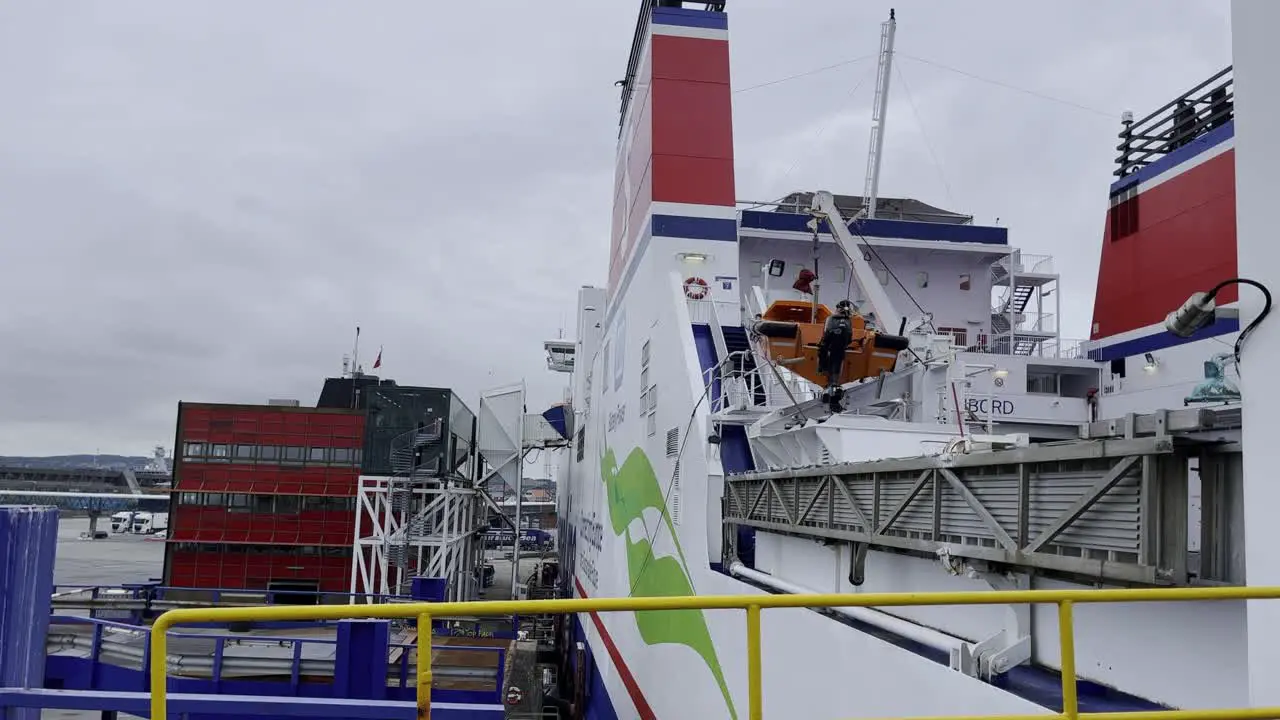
149 585 1280 720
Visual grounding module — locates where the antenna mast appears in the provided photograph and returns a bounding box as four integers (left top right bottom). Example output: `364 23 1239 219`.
861 8 897 219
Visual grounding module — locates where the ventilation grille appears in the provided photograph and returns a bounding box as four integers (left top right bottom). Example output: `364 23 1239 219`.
665 427 679 457
671 462 682 526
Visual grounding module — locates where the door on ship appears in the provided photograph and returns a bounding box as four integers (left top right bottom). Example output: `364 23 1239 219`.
268 580 321 605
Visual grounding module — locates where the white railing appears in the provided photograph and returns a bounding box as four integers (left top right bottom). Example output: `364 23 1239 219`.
970 336 1090 360
993 250 1055 277
701 350 819 414
685 297 741 327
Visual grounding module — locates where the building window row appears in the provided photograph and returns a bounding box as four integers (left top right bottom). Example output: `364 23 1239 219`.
181 442 362 467
177 492 356 513
171 542 353 557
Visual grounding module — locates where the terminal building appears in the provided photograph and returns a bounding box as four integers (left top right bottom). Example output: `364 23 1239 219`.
162 375 480 597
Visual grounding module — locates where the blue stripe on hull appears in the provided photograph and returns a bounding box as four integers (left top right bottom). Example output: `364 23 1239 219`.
571 615 622 720
1091 315 1239 362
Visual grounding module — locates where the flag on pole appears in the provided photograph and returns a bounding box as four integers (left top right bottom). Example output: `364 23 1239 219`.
373 346 382 369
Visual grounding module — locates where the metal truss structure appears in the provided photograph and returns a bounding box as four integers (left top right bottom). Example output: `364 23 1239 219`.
350 421 485 602
725 407 1244 587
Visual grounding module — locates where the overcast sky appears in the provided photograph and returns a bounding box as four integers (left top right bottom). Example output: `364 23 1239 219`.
0 1 1231 456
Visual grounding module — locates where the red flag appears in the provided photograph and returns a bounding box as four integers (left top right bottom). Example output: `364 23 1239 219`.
373 347 382 369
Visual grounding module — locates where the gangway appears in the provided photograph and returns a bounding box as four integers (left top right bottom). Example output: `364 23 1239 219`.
724 406 1243 588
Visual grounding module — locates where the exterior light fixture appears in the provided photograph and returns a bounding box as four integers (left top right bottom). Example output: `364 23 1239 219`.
1143 353 1159 372
678 252 708 263
1165 278 1271 365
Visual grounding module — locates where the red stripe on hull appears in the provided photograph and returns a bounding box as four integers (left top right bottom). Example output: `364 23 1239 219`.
1091 150 1238 340
575 578 658 720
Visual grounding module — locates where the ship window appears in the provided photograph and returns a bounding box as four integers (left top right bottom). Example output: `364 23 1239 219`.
938 327 969 347
276 496 301 514
183 442 206 459
1110 189 1140 240
332 447 353 464
1110 357 1127 378
210 444 230 460
875 269 890 286
227 494 251 511
959 274 971 291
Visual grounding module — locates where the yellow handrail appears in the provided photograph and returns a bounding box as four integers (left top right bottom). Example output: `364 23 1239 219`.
149 585 1280 720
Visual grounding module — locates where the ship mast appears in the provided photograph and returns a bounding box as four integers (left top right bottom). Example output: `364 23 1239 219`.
861 9 897 219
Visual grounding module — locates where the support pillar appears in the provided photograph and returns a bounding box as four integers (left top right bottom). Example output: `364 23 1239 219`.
1232 0 1280 706
333 620 390 702
0 506 59 720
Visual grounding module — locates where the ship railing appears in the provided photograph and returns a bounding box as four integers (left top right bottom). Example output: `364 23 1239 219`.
991 250 1055 280
740 194 977 225
971 336 1088 360
133 586 1280 720
1116 65 1233 179
703 350 819 413
990 311 1058 335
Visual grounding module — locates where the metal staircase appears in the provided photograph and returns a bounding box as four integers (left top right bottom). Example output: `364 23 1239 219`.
989 252 1056 356
721 326 766 406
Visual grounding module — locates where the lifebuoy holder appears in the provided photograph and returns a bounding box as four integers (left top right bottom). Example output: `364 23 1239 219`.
684 276 709 300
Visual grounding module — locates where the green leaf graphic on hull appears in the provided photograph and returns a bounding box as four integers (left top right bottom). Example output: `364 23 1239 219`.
601 447 738 720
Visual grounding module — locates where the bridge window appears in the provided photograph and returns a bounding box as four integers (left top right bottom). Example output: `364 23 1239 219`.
938 326 969 347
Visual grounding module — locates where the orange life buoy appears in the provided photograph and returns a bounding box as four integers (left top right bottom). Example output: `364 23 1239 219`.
683 276 709 300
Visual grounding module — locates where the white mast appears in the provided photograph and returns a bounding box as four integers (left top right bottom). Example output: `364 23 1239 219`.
861 9 897 219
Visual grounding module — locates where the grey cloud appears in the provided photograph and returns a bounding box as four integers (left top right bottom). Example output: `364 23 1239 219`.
0 0 1229 454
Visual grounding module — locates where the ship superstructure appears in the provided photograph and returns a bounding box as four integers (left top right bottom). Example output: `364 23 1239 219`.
549 2 1251 719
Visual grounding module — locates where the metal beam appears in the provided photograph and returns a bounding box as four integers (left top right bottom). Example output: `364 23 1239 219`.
730 436 1174 482
937 468 1017 553
726 517 1164 585
875 470 932 535
1024 456 1141 554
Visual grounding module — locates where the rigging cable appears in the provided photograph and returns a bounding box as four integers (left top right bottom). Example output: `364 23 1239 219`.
775 66 875 191
893 62 954 207
896 53 1115 119
732 55 875 95
843 221 938 333
627 361 717 595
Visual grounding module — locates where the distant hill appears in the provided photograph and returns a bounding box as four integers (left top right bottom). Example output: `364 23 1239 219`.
0 455 154 471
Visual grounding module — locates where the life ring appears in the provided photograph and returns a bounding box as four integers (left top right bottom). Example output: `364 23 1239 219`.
684 276 709 300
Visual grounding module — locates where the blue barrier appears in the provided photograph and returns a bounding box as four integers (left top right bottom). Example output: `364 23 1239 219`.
4 506 515 718
45 615 507 704
0 689 505 718
0 506 58 720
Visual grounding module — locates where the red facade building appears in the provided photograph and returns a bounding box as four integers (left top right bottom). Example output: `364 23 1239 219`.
163 403 367 594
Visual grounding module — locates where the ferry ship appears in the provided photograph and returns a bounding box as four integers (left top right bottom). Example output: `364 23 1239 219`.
549 2 1259 718
2 2 1277 720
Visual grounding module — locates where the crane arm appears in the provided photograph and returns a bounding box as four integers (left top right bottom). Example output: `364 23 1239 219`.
807 190 907 335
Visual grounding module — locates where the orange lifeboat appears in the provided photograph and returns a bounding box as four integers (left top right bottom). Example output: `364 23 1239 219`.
751 300 910 387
